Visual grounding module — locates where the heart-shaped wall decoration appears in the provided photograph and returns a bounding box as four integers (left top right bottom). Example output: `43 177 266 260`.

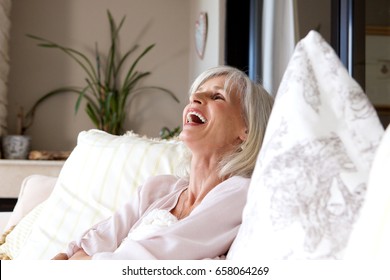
195 12 208 59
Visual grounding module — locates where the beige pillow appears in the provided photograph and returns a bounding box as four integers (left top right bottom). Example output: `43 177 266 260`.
14 129 188 259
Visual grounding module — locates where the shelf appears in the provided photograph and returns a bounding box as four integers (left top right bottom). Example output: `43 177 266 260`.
0 159 65 166
0 159 65 198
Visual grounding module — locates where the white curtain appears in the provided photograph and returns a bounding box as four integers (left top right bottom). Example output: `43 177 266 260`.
0 0 12 136
262 0 299 96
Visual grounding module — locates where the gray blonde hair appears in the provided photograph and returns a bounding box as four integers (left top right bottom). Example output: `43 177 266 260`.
187 65 274 178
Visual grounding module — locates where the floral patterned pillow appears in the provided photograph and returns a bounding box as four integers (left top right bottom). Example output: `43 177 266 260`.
227 30 384 260
345 125 390 259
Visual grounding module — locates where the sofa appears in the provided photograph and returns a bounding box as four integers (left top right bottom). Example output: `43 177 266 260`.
1 30 389 260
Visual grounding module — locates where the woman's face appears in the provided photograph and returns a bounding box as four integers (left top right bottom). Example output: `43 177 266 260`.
180 75 247 155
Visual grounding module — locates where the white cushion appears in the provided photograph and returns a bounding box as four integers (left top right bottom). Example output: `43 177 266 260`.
227 31 384 260
14 129 188 259
0 202 46 259
5 175 57 230
0 212 11 234
0 175 56 259
344 124 390 259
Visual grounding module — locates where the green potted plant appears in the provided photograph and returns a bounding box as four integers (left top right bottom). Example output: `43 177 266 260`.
24 10 179 136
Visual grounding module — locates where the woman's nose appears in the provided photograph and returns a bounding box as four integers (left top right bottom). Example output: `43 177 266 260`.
190 93 204 104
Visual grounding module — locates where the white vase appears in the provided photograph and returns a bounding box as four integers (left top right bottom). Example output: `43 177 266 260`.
2 135 32 159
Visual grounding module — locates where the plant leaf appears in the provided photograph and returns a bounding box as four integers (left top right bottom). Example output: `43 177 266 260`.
129 86 180 104
121 44 155 93
105 10 126 88
85 103 100 128
23 87 80 133
27 34 99 90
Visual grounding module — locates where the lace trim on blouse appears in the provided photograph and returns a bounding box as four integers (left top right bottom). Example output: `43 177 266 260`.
125 209 178 241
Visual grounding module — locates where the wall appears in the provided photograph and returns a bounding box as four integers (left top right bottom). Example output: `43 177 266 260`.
7 0 190 151
296 0 330 42
0 0 11 138
6 0 330 152
188 0 226 84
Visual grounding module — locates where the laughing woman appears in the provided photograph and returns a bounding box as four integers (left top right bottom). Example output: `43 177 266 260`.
53 65 274 260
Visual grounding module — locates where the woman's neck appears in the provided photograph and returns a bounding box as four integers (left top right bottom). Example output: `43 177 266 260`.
187 155 224 204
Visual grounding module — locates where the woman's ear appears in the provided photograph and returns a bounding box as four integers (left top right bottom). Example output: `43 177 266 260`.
238 128 248 142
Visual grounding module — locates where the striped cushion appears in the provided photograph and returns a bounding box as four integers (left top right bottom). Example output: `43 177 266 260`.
14 129 187 259
0 202 46 259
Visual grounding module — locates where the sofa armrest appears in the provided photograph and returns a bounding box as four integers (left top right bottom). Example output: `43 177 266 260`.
0 212 12 234
5 175 57 230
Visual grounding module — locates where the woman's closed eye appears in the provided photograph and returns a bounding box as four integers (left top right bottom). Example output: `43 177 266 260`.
211 93 225 101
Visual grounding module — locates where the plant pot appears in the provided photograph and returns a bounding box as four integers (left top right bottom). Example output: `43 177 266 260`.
1 135 32 159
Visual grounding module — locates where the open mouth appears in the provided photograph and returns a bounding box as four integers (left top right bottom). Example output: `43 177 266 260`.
186 111 207 124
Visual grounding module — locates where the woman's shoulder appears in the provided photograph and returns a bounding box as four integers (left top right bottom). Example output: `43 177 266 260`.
226 175 251 184
219 176 251 191
194 176 251 214
205 176 251 200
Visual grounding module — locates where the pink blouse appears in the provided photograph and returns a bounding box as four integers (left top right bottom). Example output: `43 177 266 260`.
65 174 250 260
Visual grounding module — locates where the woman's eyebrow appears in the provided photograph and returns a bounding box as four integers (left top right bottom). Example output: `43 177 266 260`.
196 85 225 92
